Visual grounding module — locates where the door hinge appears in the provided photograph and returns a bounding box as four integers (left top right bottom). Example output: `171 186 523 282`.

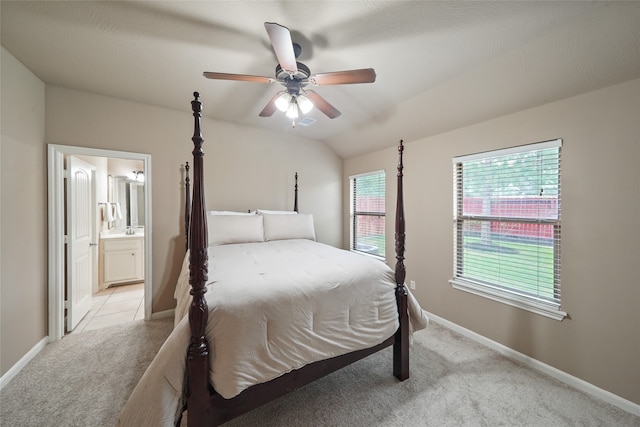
64 300 70 309
64 235 69 244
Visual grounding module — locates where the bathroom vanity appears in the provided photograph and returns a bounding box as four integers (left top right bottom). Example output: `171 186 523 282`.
99 231 144 289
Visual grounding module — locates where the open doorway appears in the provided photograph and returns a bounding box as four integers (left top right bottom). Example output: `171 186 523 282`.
47 144 152 342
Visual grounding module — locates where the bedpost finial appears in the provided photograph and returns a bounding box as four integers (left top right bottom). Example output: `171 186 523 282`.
192 93 202 115
397 140 404 174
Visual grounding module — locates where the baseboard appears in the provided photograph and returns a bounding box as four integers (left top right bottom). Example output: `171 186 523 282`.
0 336 48 391
425 311 640 417
151 308 175 320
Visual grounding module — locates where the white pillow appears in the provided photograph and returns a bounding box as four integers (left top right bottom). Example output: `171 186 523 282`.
263 213 316 242
207 214 264 246
208 210 254 215
256 209 297 215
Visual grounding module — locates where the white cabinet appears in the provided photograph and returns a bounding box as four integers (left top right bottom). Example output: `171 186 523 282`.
100 236 144 289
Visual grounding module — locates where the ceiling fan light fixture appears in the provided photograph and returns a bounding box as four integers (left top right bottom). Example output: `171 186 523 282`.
275 92 292 113
297 94 314 114
275 92 292 112
286 100 299 119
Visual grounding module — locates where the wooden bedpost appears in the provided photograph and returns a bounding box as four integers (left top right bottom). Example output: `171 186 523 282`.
294 172 299 212
185 161 191 252
187 92 211 424
393 139 409 381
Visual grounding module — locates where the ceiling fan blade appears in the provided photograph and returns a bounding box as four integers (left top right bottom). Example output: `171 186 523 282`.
259 92 281 117
264 22 298 74
203 72 274 84
310 68 376 86
305 90 341 119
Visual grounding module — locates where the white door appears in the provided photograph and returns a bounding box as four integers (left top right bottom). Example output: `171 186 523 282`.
66 156 95 331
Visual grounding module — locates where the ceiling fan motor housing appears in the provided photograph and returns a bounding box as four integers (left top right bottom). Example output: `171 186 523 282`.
276 62 310 82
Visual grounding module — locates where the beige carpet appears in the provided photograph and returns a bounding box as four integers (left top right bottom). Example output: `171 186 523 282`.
0 318 173 426
2 318 638 426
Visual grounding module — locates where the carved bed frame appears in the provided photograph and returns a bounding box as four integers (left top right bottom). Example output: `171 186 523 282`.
183 92 408 426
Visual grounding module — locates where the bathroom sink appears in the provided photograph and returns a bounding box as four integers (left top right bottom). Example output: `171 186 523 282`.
100 229 144 239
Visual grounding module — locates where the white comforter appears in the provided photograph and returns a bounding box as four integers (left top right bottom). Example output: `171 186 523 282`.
117 239 428 426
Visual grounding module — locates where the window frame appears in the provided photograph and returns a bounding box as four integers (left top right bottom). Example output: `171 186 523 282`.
349 170 386 261
450 139 567 321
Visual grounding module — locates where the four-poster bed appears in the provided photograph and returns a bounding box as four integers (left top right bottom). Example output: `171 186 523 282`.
117 93 427 426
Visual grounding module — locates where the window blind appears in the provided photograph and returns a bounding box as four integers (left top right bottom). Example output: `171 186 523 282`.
351 171 385 258
452 139 563 312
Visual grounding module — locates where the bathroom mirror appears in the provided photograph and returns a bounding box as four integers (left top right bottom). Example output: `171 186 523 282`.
109 176 145 229
128 181 145 227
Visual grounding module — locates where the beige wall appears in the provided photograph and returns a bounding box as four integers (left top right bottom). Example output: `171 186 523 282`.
344 78 640 405
1 47 47 375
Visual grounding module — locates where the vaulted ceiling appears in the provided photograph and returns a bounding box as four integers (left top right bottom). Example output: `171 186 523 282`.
2 1 639 158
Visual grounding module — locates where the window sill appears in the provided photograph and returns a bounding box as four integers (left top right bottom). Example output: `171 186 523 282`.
449 278 568 321
351 249 385 262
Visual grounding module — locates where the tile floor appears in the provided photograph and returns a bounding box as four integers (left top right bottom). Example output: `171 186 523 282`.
71 282 145 333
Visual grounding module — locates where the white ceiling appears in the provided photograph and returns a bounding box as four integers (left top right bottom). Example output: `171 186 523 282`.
2 1 640 158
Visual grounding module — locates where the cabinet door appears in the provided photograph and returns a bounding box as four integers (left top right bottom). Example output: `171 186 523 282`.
102 238 143 284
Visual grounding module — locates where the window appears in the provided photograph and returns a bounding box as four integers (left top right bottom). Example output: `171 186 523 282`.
350 171 385 259
451 139 566 320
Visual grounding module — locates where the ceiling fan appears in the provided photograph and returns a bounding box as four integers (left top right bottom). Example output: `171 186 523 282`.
203 22 376 121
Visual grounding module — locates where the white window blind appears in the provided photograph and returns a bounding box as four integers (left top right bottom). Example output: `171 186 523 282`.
451 139 566 320
351 171 385 258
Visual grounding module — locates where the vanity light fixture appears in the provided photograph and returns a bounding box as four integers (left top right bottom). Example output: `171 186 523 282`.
130 170 145 182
